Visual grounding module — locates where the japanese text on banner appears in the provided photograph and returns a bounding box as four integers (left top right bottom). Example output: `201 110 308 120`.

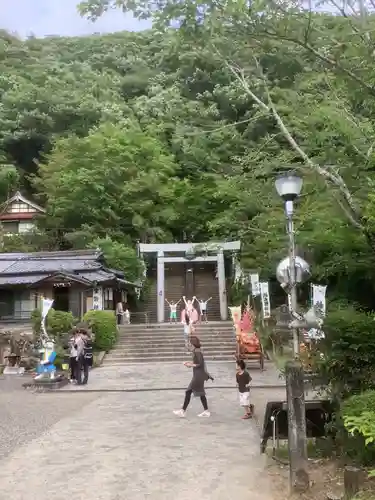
260 282 271 319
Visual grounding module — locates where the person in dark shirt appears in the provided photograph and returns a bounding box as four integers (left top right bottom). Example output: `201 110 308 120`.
236 359 253 419
80 330 93 385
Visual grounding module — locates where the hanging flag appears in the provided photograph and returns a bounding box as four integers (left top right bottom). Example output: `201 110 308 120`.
312 284 327 317
41 297 54 321
250 273 260 297
260 282 271 319
40 297 54 342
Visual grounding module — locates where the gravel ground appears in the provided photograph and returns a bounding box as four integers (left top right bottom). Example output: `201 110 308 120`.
0 375 99 461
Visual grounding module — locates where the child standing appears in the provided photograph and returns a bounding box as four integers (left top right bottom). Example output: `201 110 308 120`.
124 308 130 324
166 298 181 323
236 359 253 419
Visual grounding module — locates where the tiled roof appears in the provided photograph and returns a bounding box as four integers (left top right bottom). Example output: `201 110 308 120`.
0 274 47 285
0 271 118 286
80 270 117 283
1 259 101 275
0 250 135 287
0 250 101 261
0 250 103 275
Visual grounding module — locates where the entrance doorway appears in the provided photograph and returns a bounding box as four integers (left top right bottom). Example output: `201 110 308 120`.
53 286 70 312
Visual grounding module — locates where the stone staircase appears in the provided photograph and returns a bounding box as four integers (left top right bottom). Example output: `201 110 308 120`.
104 321 236 364
164 263 185 320
194 264 220 321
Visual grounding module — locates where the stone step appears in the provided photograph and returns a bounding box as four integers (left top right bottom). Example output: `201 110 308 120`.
109 346 236 356
116 334 236 345
117 330 234 337
104 354 235 364
115 340 236 348
118 322 233 330
117 328 234 334
118 328 234 333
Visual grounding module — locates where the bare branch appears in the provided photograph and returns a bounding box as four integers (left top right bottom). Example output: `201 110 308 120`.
262 30 375 95
226 60 364 228
332 189 363 229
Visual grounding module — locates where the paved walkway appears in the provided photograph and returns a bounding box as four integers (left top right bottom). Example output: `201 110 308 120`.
0 363 321 499
0 386 276 499
61 360 284 392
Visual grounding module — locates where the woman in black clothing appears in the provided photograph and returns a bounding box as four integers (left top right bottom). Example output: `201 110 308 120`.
173 336 212 418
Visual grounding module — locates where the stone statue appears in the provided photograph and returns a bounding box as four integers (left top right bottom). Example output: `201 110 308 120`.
35 340 57 380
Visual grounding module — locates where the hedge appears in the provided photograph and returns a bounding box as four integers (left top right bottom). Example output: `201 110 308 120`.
337 391 375 465
83 310 118 352
319 307 375 398
31 308 74 341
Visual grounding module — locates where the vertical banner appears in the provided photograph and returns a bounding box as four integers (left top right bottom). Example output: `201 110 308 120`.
41 297 54 341
260 282 271 319
250 273 260 297
312 284 327 317
41 297 54 321
92 287 103 310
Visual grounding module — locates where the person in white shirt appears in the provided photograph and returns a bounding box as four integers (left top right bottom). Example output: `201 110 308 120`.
165 298 181 323
116 301 124 325
194 297 212 323
124 308 131 324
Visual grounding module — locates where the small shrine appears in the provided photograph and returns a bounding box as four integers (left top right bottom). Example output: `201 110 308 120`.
230 305 265 370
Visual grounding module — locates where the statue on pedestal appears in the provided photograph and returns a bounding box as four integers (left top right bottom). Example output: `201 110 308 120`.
35 340 57 380
34 297 57 381
2 331 26 375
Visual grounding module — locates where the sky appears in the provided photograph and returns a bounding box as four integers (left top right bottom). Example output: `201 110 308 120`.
1 0 150 38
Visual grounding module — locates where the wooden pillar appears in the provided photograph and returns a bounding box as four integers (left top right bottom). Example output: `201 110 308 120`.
285 360 309 493
344 466 362 499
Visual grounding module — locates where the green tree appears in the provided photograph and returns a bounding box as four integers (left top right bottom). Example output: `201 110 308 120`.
90 237 143 282
36 120 178 243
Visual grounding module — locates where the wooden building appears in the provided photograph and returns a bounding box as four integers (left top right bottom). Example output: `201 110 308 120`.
0 191 45 235
0 249 139 322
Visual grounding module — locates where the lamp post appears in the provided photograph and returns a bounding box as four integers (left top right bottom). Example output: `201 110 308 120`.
275 172 309 493
275 172 303 357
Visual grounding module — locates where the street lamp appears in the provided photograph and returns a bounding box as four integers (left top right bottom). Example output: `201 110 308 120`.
275 172 310 494
275 172 303 356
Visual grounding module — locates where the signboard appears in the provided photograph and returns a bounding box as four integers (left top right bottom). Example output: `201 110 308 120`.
312 284 327 317
250 273 260 297
92 287 103 311
260 282 271 319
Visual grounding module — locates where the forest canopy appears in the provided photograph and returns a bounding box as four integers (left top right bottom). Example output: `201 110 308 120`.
1 0 375 306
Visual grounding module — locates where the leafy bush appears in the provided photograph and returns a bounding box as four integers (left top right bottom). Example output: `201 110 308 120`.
341 391 375 466
31 308 42 336
47 309 75 339
83 310 117 351
319 307 375 398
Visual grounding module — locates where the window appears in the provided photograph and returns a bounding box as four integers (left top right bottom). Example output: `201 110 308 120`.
2 221 19 234
0 289 15 318
103 288 113 310
18 222 35 234
8 202 31 213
